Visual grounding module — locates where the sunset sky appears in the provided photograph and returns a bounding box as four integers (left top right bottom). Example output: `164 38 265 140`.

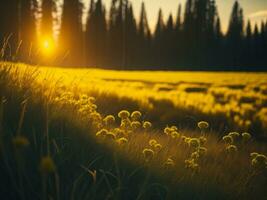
83 0 267 33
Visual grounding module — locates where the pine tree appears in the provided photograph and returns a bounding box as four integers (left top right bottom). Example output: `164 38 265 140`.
108 0 124 67
40 0 55 38
85 0 96 65
58 0 83 66
19 0 38 62
164 14 175 67
85 0 107 66
125 2 137 67
226 0 244 67
153 9 165 67
175 4 182 31
244 20 252 66
137 2 151 66
0 0 19 60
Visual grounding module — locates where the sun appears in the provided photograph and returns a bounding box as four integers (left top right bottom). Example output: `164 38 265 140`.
43 40 50 49
40 37 55 55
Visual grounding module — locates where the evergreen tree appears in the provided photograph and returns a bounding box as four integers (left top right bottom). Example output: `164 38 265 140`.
153 9 165 66
175 4 182 31
85 0 107 66
174 4 183 67
19 0 38 62
40 0 55 38
164 14 175 67
244 20 252 66
183 0 195 66
226 0 244 67
58 0 83 66
137 2 151 66
108 0 124 67
85 0 96 65
0 0 19 60
124 2 137 67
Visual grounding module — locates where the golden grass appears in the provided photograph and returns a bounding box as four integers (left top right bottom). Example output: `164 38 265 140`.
1 61 267 199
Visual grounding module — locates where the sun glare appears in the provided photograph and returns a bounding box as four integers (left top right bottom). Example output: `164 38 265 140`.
40 38 55 56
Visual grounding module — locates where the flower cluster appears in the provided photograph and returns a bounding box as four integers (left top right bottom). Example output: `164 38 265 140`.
148 139 162 152
164 126 180 139
54 92 101 129
250 152 267 170
95 110 154 151
182 126 208 172
222 131 252 154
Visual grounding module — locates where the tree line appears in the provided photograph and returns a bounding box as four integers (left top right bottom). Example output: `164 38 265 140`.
0 0 266 71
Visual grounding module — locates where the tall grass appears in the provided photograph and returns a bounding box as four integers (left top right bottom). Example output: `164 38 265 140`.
0 62 267 200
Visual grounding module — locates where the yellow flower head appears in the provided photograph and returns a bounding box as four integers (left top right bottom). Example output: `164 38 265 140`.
228 132 240 139
199 136 207 145
131 111 142 121
191 151 200 159
154 143 162 152
120 118 131 129
143 121 152 130
113 128 125 138
89 112 102 122
103 115 115 125
222 135 233 144
106 132 116 140
88 97 96 103
198 121 209 129
96 129 108 137
189 138 200 149
171 131 180 139
164 158 175 168
164 127 172 135
185 158 195 169
226 145 238 153
181 135 187 141
149 139 157 147
250 152 259 159
40 156 56 174
131 121 142 130
198 147 207 156
142 148 154 161
12 136 30 149
242 132 251 141
116 137 128 146
251 154 267 169
170 126 178 131
118 110 130 119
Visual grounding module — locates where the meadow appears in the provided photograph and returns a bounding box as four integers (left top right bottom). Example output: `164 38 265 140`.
0 62 267 200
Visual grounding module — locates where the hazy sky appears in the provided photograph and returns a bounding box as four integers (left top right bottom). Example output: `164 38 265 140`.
83 0 267 32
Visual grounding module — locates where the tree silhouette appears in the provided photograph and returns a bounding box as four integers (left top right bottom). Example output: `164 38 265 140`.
138 2 151 66
226 0 244 68
108 0 124 68
58 0 83 66
124 2 138 67
19 0 38 62
164 14 175 67
0 0 19 60
153 9 165 67
85 0 107 66
0 0 267 70
40 0 55 39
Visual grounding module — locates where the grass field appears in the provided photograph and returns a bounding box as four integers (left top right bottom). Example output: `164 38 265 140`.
0 62 267 200
35 63 267 136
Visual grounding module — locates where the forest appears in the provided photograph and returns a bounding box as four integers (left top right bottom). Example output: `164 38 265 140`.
0 0 267 70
